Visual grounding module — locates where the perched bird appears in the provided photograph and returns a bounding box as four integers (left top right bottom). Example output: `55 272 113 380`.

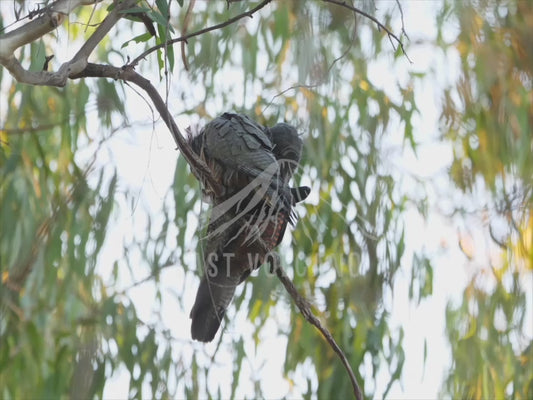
188 113 309 342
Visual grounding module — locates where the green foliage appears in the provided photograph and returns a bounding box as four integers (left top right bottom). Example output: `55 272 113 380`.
440 1 533 195
435 0 533 397
169 2 417 398
444 271 531 399
0 81 112 397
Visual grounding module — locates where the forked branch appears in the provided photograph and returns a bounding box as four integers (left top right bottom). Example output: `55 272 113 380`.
0 0 136 86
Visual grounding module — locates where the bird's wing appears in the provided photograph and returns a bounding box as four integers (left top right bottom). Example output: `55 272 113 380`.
203 113 278 181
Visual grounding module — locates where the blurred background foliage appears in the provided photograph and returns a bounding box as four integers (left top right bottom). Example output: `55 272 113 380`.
436 1 533 398
0 0 531 399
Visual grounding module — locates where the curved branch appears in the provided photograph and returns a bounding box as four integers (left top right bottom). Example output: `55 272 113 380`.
323 0 411 62
71 63 223 197
272 254 363 400
129 0 273 67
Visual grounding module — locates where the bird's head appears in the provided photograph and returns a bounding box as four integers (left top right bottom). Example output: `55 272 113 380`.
268 123 304 182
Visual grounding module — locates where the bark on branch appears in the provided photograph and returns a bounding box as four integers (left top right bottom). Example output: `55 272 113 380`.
0 0 91 54
0 0 134 86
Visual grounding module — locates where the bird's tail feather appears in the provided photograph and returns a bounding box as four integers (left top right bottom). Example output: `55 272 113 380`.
190 271 240 342
291 186 310 204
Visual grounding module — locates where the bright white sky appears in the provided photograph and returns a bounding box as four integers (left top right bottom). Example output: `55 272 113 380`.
1 0 531 398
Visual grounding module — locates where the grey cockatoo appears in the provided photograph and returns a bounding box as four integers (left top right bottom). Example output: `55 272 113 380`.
188 113 309 342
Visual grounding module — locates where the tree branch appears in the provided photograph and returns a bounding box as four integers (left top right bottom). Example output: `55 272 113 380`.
323 0 411 62
71 63 223 197
129 0 273 67
0 0 92 55
272 254 363 400
0 0 135 86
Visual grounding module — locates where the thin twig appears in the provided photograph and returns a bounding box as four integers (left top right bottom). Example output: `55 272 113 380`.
395 0 410 41
2 121 68 134
180 0 196 71
272 254 363 400
128 0 273 67
264 84 320 113
264 0 385 113
323 0 411 62
117 261 176 294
